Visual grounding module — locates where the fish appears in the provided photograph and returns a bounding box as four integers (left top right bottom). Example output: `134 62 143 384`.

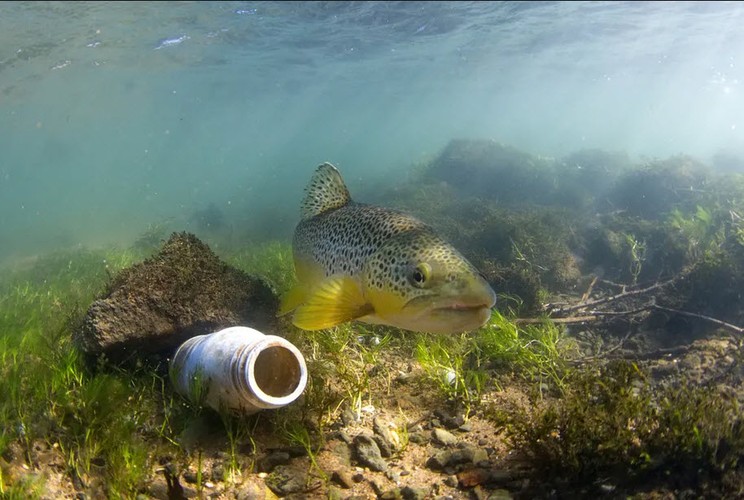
278 163 497 334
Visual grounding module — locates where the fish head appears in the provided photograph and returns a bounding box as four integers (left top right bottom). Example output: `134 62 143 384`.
362 230 496 334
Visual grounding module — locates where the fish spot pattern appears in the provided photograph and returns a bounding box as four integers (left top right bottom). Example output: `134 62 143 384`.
295 201 477 300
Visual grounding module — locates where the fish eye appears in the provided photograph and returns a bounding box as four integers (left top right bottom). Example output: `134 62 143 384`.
410 263 431 288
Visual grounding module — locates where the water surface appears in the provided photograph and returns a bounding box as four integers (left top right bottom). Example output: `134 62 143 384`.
1 1 743 263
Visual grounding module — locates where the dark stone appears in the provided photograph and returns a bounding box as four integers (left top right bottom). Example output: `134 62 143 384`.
370 480 385 496
267 445 306 458
235 480 264 500
330 469 354 489
75 232 279 361
332 430 352 445
433 409 465 430
457 468 514 488
258 451 291 472
426 445 488 471
329 440 352 467
432 428 458 446
426 451 450 471
373 417 398 457
264 465 307 496
443 475 458 487
182 470 197 484
353 434 388 472
209 464 223 482
340 406 358 426
379 488 402 500
407 432 429 445
401 486 429 500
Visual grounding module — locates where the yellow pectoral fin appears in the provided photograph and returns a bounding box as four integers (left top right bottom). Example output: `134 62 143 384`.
278 284 307 317
292 276 373 330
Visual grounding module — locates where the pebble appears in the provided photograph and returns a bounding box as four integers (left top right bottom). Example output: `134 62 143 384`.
374 435 393 458
408 432 429 445
380 486 429 500
210 464 223 482
258 451 291 472
264 465 306 496
457 467 513 488
434 409 465 429
331 469 354 489
329 440 352 467
401 486 429 500
333 430 353 444
432 428 458 446
353 434 388 472
373 417 400 456
235 480 265 500
426 444 489 471
341 406 358 426
328 486 344 500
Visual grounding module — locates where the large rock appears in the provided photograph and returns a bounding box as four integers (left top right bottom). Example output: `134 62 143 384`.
75 232 279 361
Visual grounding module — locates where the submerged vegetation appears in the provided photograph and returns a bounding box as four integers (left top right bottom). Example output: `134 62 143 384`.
503 360 744 497
2 140 744 497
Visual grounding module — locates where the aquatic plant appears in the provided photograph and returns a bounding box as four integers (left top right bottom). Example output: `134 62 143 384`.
501 360 744 496
223 241 296 294
477 311 570 393
415 310 572 411
0 246 189 496
623 232 647 285
668 205 725 261
415 333 485 413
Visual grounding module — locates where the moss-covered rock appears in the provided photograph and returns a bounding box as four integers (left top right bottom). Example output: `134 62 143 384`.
423 139 558 206
605 155 711 219
75 232 279 362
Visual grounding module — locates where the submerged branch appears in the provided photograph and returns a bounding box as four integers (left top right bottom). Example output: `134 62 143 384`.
652 304 744 335
517 304 653 325
550 278 676 315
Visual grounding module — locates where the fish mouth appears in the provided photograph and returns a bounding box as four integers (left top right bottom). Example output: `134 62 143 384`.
416 300 493 334
433 302 491 314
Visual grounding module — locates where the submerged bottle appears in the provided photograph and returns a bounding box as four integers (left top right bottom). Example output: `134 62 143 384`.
169 326 307 414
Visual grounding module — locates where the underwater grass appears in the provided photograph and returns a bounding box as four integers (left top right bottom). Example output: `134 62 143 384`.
414 309 572 412
289 322 398 427
222 241 296 294
0 246 185 496
501 360 744 495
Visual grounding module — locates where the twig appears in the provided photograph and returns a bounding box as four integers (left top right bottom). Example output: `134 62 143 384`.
517 304 653 325
553 279 676 315
605 343 694 361
652 304 744 334
572 328 635 363
516 316 597 325
580 276 598 303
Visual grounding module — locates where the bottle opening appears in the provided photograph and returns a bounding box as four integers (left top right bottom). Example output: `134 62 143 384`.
253 345 302 398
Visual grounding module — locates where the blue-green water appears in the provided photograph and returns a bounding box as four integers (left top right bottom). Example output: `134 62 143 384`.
1 1 743 264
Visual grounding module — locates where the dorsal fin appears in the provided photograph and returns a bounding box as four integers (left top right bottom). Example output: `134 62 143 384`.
300 162 352 220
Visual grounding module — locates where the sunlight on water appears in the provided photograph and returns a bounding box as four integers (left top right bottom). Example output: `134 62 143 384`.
1 1 743 263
